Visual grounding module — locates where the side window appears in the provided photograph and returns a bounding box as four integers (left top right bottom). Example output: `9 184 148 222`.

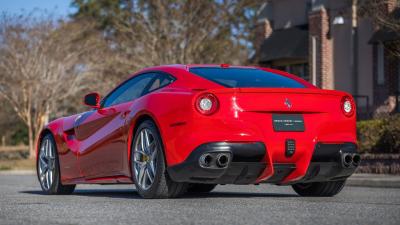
147 73 175 93
102 73 156 107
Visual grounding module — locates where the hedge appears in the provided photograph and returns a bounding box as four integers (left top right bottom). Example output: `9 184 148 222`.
357 114 400 154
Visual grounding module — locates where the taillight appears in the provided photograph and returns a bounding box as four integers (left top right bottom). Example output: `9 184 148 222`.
195 93 219 115
341 96 355 117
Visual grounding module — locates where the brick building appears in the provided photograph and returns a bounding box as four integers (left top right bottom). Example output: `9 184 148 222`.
254 0 400 118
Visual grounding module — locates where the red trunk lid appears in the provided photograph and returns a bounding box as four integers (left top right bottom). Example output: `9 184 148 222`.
233 88 345 114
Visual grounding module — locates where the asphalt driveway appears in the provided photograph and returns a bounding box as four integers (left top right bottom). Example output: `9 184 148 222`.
0 174 399 225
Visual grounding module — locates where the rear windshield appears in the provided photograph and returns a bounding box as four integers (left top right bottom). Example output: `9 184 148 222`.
189 67 305 88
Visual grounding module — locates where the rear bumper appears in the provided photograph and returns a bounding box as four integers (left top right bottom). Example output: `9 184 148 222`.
167 142 359 184
167 142 266 184
293 142 359 183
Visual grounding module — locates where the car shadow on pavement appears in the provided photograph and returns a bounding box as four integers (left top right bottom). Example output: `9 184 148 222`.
184 192 298 198
21 189 142 199
21 189 298 199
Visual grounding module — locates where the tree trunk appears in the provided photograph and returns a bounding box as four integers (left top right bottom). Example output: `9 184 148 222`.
29 111 49 159
28 117 35 159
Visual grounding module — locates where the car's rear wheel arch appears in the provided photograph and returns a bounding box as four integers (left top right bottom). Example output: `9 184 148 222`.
130 119 188 198
133 114 155 134
129 113 169 167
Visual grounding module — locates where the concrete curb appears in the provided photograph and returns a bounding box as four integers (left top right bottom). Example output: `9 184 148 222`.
347 173 400 188
0 170 399 188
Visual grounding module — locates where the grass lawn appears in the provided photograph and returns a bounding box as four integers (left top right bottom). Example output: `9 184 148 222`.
0 145 35 171
0 158 35 171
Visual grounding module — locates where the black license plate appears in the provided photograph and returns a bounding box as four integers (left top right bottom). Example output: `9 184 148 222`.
272 114 305 132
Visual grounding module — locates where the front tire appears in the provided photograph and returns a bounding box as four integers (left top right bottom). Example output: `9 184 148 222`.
131 120 188 199
292 180 346 197
37 134 76 195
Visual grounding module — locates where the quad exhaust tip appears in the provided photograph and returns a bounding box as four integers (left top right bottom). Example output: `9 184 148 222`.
199 153 230 168
216 153 230 168
352 154 361 166
199 153 213 167
342 153 361 168
343 154 353 167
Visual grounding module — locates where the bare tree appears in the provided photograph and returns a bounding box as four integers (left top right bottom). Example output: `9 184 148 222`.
0 14 108 157
359 0 400 56
71 0 262 79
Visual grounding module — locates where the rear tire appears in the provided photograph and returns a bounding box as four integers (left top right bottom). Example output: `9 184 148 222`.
292 180 346 197
37 134 76 195
131 120 188 199
187 184 217 193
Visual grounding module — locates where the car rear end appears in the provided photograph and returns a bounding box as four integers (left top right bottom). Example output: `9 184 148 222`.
167 66 359 186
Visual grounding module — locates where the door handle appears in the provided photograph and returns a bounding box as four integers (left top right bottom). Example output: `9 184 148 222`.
121 110 131 119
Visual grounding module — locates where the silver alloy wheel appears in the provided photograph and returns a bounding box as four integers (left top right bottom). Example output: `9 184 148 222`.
38 138 56 191
133 128 157 190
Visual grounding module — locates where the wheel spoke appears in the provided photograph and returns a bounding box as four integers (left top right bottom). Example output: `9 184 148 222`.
47 170 51 188
144 129 150 148
46 171 50 189
46 168 51 186
49 141 53 158
145 167 153 184
135 133 140 151
146 142 154 156
141 170 147 187
135 150 147 156
149 145 157 176
41 163 48 173
48 170 53 187
148 160 155 176
39 156 47 168
150 147 157 160
140 131 145 152
45 139 50 157
40 171 46 182
40 145 45 158
137 165 146 186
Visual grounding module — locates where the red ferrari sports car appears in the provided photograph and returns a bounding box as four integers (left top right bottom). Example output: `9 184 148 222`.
36 64 360 198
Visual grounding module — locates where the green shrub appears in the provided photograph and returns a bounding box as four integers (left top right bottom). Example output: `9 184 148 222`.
9 125 28 146
357 114 400 154
357 119 385 153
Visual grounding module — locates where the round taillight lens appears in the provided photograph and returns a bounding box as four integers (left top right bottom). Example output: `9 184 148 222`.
195 93 219 115
341 96 355 117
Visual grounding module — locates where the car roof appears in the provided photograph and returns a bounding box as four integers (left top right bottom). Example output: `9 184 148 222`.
185 64 258 69
142 64 259 71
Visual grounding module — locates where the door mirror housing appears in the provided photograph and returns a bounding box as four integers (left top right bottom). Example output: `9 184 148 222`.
84 92 101 109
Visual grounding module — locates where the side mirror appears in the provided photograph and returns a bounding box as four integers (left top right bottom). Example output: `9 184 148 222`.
83 92 100 109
